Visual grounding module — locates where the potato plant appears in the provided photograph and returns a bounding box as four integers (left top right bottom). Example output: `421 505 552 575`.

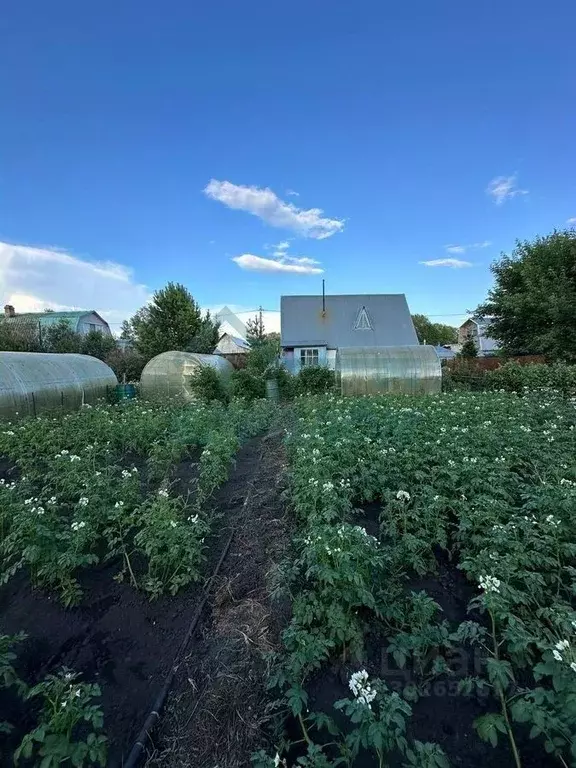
263 390 576 767
0 397 278 604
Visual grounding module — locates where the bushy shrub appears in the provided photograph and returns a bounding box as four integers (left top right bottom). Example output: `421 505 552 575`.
272 365 295 400
442 363 487 392
443 360 576 396
188 366 230 403
104 348 146 382
295 366 336 395
485 361 576 396
230 368 266 402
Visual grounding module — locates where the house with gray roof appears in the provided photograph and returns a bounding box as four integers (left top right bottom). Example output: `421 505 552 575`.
280 293 418 373
458 316 500 356
3 305 111 337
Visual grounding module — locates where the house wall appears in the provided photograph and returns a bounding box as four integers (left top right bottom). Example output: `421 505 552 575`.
458 320 477 345
282 346 332 374
79 313 111 336
215 334 248 354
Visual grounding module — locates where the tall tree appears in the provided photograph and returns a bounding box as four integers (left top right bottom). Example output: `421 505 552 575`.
458 336 478 359
43 319 82 353
80 329 117 361
245 308 266 347
125 282 219 360
411 314 458 346
477 230 576 361
186 311 220 354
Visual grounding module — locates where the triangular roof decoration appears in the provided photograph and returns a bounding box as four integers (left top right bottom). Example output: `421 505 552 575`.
353 306 373 330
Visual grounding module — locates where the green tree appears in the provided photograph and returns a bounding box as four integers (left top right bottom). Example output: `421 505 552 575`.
477 230 576 361
0 321 41 352
412 314 458 346
186 311 220 353
80 330 117 361
245 309 266 347
458 336 478 359
43 319 82 353
104 347 146 382
124 283 219 360
246 337 280 374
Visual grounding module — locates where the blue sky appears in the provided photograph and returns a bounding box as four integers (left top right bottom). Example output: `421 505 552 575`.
2 0 575 333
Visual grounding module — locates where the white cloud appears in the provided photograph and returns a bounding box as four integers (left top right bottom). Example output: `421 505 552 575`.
486 174 528 205
567 217 576 225
419 258 473 268
286 189 299 197
0 241 150 331
445 240 491 254
271 240 291 257
232 253 324 274
204 179 344 239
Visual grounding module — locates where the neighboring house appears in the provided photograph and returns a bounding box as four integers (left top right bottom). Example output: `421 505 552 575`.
215 333 250 355
458 317 499 356
215 305 247 340
3 305 112 336
434 345 457 360
281 293 418 373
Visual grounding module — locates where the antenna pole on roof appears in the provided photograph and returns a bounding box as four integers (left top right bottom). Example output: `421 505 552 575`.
322 279 325 316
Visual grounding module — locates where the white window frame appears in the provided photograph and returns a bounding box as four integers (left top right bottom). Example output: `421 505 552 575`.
300 348 319 367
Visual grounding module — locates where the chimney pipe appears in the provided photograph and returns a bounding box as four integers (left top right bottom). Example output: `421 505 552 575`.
4 305 15 318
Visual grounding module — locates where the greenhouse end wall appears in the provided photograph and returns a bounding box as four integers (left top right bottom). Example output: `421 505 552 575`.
336 345 441 396
0 352 118 421
140 351 234 401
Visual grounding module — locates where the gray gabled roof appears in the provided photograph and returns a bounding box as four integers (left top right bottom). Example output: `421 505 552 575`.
281 294 418 348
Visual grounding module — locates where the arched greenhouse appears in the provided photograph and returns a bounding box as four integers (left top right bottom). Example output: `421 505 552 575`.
140 351 234 401
335 345 441 396
0 352 118 421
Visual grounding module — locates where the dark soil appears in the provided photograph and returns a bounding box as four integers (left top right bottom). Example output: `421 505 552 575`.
300 512 556 768
144 431 290 768
0 438 265 766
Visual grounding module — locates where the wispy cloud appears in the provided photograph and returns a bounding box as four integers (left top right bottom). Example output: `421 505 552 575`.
232 253 323 274
0 241 150 328
567 217 576 225
445 240 491 254
204 179 344 239
271 240 291 257
486 174 528 205
286 189 299 197
419 258 473 269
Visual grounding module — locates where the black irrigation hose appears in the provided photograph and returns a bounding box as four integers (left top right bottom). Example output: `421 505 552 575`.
120 526 236 768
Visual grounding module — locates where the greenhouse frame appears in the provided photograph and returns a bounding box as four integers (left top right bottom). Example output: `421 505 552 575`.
140 351 234 401
0 352 118 421
335 345 441 396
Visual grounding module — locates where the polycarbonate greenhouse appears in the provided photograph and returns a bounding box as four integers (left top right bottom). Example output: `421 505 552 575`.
0 352 118 421
140 351 234 401
336 345 441 396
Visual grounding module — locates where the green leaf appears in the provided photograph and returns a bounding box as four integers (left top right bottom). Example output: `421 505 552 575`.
474 713 507 748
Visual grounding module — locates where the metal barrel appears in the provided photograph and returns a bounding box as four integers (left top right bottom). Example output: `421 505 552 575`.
115 383 137 401
265 379 279 402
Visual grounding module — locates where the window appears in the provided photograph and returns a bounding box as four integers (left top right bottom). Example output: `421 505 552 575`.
89 323 97 332
300 348 319 367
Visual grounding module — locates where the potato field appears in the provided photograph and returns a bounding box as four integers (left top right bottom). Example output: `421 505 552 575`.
2 389 576 768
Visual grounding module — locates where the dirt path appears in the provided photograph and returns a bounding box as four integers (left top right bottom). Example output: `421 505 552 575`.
143 431 289 768
0 436 284 767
